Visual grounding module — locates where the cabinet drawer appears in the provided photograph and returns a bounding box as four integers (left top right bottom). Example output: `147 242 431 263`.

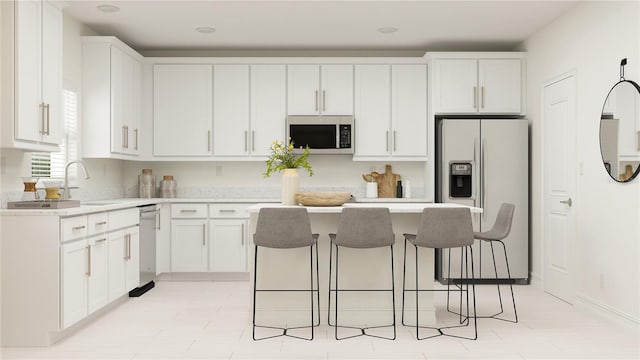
87 213 109 235
209 204 250 218
109 208 139 230
61 216 88 242
171 204 207 218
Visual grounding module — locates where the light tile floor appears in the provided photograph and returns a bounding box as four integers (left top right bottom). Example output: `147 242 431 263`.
1 281 638 359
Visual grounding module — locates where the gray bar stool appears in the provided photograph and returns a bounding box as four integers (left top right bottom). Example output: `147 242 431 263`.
402 207 477 340
252 207 320 340
328 207 396 340
472 203 518 323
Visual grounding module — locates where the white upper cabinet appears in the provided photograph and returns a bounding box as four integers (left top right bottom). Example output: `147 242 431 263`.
392 64 428 157
250 65 286 157
153 64 213 157
82 37 142 158
354 64 427 160
287 64 353 115
433 56 523 114
213 65 250 156
2 0 62 151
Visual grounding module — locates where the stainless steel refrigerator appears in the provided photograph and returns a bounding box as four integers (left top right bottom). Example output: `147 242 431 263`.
436 118 529 284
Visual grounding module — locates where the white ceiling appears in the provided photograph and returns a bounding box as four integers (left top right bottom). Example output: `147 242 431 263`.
63 0 581 55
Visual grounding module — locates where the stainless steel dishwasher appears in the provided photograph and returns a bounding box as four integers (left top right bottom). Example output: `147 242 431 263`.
129 204 158 297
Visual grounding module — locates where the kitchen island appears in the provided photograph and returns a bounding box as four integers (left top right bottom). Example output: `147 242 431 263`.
247 202 482 327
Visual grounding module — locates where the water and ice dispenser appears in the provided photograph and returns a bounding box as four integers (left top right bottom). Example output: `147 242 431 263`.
449 162 472 198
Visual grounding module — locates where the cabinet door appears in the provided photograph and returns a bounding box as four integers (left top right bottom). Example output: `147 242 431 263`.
122 53 134 153
110 46 125 153
209 219 247 272
287 65 320 115
391 64 427 157
107 231 126 301
15 0 43 143
250 65 286 157
213 65 250 156
156 204 171 275
433 59 478 113
125 227 140 291
61 240 88 328
321 65 353 115
130 57 141 154
153 64 213 156
478 59 522 114
354 65 391 157
171 220 208 272
40 0 62 145
87 236 108 314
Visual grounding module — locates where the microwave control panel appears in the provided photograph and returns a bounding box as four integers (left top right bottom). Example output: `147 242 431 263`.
339 125 352 149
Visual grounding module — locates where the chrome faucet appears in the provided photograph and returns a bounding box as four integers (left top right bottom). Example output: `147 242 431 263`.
63 160 90 200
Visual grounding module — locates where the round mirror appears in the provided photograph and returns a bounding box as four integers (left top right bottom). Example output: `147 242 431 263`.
599 80 640 182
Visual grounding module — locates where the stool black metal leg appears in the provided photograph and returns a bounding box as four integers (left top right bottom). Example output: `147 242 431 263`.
334 245 340 340
402 238 408 326
489 241 505 316
389 245 397 340
500 240 518 323
252 245 259 341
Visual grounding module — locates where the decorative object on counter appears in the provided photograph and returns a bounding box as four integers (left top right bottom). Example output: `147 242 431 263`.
263 138 314 205
21 177 40 201
362 173 378 198
138 169 156 198
295 192 351 206
43 180 62 200
403 180 411 198
396 180 403 198
363 164 400 198
159 175 177 198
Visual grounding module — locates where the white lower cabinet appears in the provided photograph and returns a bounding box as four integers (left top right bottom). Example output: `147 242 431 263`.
171 219 208 272
87 235 109 314
125 228 140 290
209 219 247 272
61 240 88 329
108 227 139 301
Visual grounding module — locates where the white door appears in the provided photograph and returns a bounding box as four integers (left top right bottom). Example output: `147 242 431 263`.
354 64 391 157
391 64 427 157
250 64 286 157
61 240 88 328
433 59 477 113
213 65 250 156
320 65 353 115
108 231 126 301
171 220 208 272
87 236 108 314
287 65 320 115
209 220 247 272
110 46 125 153
153 64 213 156
40 0 62 145
478 59 522 114
125 228 140 291
543 74 577 303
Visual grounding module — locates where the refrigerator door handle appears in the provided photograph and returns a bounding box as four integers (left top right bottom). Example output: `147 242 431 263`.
482 138 487 220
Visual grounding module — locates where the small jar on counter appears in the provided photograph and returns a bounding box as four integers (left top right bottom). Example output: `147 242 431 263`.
138 169 156 198
159 175 177 198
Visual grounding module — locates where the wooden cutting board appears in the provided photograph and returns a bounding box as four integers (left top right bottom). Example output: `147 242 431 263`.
375 164 400 198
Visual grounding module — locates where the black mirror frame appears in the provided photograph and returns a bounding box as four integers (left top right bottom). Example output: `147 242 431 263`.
599 60 640 183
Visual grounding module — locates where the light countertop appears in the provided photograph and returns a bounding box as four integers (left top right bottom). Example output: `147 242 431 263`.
247 202 483 214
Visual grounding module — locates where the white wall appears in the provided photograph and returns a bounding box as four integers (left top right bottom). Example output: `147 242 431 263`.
520 0 639 323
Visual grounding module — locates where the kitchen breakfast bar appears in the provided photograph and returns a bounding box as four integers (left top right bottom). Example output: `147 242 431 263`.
246 202 483 331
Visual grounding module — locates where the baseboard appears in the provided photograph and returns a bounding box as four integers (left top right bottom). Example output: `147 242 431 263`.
529 271 542 289
575 292 639 330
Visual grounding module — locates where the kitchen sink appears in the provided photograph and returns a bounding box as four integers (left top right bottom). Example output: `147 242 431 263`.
7 200 81 209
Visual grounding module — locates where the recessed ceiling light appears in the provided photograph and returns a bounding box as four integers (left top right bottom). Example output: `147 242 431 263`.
96 4 120 13
377 27 398 34
196 27 216 34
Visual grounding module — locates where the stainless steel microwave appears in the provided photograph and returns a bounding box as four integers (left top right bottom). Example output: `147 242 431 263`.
286 115 354 154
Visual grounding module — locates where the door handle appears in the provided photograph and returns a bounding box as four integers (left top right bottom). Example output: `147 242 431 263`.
252 131 255 152
560 198 572 207
45 103 50 135
315 90 319 111
322 90 326 112
473 86 477 110
244 130 248 152
40 103 46 134
86 245 91 276
134 128 138 150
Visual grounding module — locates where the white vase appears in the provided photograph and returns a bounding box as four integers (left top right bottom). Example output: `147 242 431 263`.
281 168 300 205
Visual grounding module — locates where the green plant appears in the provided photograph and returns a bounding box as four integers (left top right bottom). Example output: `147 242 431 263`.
264 138 314 177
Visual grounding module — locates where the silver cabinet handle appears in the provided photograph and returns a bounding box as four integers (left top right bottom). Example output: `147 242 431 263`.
72 225 86 230
86 245 91 276
315 90 319 111
560 198 572 207
473 86 477 110
202 224 206 246
207 130 211 152
244 130 248 152
96 238 107 243
219 209 236 213
481 86 485 109
45 103 50 135
180 209 197 213
96 221 107 226
252 131 255 152
386 130 389 152
128 234 132 260
40 103 46 135
122 126 127 149
393 131 397 152
156 209 161 230
241 223 245 246
134 128 138 150
322 90 326 112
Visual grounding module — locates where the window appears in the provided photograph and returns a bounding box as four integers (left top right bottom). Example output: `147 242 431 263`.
31 89 79 179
